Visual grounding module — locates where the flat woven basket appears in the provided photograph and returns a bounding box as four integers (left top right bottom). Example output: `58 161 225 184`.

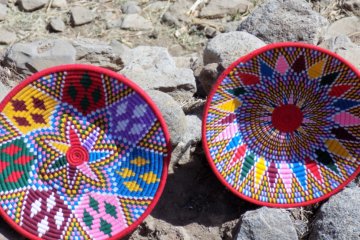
0 64 171 239
203 42 360 207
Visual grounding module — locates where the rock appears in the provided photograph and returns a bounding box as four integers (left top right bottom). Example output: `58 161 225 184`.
4 39 76 74
50 0 67 8
224 20 242 32
0 0 7 5
200 0 253 19
49 17 65 32
236 207 298 240
167 0 193 24
121 14 153 31
106 18 122 29
144 1 168 12
109 40 130 56
183 114 202 144
309 187 360 240
121 1 141 14
342 0 360 16
173 54 199 69
18 0 47 11
203 31 266 68
120 46 196 100
70 6 94 26
0 3 7 21
237 0 329 44
199 63 221 95
323 16 360 42
161 12 181 27
204 26 217 38
169 141 191 172
0 81 11 101
0 28 16 45
130 216 192 240
319 35 360 69
146 90 187 146
71 39 123 71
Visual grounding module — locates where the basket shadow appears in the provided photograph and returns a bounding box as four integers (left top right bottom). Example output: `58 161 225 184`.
150 144 258 227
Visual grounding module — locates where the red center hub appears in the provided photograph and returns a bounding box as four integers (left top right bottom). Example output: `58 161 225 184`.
66 146 89 166
271 104 303 133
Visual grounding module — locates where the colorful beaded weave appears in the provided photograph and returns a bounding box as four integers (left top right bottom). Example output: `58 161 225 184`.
203 43 360 207
0 65 170 239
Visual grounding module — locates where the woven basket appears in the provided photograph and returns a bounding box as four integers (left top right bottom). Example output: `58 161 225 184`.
203 42 360 207
0 64 171 239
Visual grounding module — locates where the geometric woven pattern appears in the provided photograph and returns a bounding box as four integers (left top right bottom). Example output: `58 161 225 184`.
203 43 360 207
0 65 170 239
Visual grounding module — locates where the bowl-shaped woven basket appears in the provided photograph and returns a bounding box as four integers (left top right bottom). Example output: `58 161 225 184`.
203 42 360 207
0 64 171 239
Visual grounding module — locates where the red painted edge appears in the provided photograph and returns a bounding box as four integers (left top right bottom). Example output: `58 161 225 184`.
0 64 172 240
202 42 360 208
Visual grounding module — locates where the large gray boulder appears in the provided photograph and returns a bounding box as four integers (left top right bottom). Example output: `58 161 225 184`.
309 187 360 240
236 207 298 240
4 39 76 74
120 46 196 100
237 0 329 44
203 31 266 68
146 90 187 146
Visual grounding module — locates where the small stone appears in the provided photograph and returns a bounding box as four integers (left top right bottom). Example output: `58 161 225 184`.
4 39 76 74
18 0 48 12
0 0 7 5
204 26 217 38
199 63 221 95
183 114 202 144
49 17 65 32
121 14 153 31
169 141 191 172
0 28 16 45
70 6 94 26
200 0 253 19
106 18 122 29
51 0 67 8
342 0 360 16
0 4 7 21
146 90 187 146
204 31 266 68
237 0 329 44
309 187 360 240
161 12 181 27
236 207 298 240
121 1 141 14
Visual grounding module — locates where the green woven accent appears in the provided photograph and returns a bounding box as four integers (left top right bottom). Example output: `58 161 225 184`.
100 218 112 236
105 202 117 219
83 209 94 229
89 196 99 212
81 73 92 89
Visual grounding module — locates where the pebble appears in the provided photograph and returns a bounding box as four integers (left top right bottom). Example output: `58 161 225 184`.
70 6 94 26
121 14 153 31
0 3 7 21
18 0 47 12
49 17 65 32
0 28 16 45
